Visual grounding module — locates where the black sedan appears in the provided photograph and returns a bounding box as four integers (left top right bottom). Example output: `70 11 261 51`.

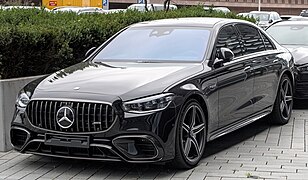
266 21 308 99
11 18 294 169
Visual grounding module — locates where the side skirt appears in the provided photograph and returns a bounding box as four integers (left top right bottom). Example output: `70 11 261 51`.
208 106 272 141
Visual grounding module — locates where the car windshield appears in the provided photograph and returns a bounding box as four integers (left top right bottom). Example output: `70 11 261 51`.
250 13 270 21
93 27 210 62
267 25 308 45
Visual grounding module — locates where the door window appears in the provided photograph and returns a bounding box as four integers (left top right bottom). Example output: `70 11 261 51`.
236 24 266 55
215 25 242 59
260 32 275 50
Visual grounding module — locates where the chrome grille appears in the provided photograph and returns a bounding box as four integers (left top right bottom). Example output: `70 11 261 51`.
26 100 115 133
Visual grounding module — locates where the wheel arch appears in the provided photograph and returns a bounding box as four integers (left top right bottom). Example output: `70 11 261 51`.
283 70 295 91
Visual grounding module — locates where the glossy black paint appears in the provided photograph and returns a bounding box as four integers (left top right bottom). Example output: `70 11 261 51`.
11 18 294 164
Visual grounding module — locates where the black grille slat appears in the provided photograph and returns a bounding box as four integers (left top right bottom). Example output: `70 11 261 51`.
54 102 58 131
76 103 80 132
44 101 48 129
26 100 115 133
99 104 103 131
49 101 53 130
87 104 91 132
93 104 97 131
105 106 108 129
82 103 85 132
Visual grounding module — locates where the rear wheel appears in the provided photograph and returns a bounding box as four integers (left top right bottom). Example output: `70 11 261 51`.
172 99 206 169
270 75 293 125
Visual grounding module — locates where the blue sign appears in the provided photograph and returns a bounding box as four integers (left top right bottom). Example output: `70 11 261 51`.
103 0 108 6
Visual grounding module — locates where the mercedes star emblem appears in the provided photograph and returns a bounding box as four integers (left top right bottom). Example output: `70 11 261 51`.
56 106 75 129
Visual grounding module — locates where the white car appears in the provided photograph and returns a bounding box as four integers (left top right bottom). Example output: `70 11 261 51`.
127 3 177 12
249 11 281 29
204 7 231 13
52 6 105 14
1 6 50 11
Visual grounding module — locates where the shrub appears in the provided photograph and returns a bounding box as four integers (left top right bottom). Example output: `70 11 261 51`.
0 7 255 79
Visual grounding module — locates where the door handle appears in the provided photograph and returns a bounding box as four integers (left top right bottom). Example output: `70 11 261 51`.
244 66 251 71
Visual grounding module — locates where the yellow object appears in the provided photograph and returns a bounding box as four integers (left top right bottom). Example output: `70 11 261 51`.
43 0 102 10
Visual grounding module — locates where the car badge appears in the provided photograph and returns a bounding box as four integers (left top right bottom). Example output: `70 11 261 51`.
56 106 75 129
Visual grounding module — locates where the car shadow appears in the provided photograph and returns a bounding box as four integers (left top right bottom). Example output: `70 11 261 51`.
293 99 308 109
203 116 270 158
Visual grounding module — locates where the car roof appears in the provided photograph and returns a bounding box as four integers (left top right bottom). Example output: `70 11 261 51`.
270 20 308 26
250 11 277 14
130 17 250 28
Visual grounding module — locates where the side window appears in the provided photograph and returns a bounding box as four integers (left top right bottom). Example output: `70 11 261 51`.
236 24 265 55
260 32 275 50
215 25 242 59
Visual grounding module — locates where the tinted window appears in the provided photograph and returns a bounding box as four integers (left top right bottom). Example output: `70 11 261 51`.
94 27 210 62
260 32 275 50
236 24 265 55
215 25 242 58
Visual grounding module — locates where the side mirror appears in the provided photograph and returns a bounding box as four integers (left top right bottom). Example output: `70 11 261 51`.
218 47 234 62
213 48 234 68
85 47 97 58
269 19 273 23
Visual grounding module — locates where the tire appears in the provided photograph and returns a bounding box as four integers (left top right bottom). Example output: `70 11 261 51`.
270 75 293 125
171 99 207 169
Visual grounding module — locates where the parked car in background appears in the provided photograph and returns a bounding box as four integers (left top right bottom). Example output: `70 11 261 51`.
249 11 281 29
127 3 177 11
300 9 308 17
52 6 105 14
11 17 294 169
280 15 299 20
106 9 126 13
288 16 308 21
267 21 308 99
204 6 231 13
0 6 50 11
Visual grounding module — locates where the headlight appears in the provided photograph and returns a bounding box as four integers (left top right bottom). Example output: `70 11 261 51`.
16 90 30 108
123 93 174 113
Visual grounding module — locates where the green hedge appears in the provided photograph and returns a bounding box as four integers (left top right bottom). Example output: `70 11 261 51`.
0 7 255 79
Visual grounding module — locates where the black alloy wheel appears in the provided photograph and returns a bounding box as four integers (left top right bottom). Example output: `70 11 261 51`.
270 75 293 125
172 99 206 169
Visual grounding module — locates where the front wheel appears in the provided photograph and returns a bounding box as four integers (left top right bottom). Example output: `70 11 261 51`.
270 75 293 125
171 99 207 169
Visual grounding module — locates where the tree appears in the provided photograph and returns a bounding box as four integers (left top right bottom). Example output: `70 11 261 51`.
163 0 171 11
144 0 149 11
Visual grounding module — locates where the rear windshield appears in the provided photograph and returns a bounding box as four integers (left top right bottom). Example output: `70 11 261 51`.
93 27 211 63
267 25 308 45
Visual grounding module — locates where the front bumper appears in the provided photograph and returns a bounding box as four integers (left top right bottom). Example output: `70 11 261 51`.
11 126 164 162
10 100 179 163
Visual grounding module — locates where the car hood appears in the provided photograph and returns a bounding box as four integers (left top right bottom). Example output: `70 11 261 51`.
33 61 203 101
284 45 308 66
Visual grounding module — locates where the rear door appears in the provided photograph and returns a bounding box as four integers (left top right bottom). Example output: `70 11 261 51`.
235 23 280 114
213 25 255 128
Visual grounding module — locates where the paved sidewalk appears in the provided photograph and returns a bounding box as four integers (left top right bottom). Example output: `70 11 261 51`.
1 100 308 180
